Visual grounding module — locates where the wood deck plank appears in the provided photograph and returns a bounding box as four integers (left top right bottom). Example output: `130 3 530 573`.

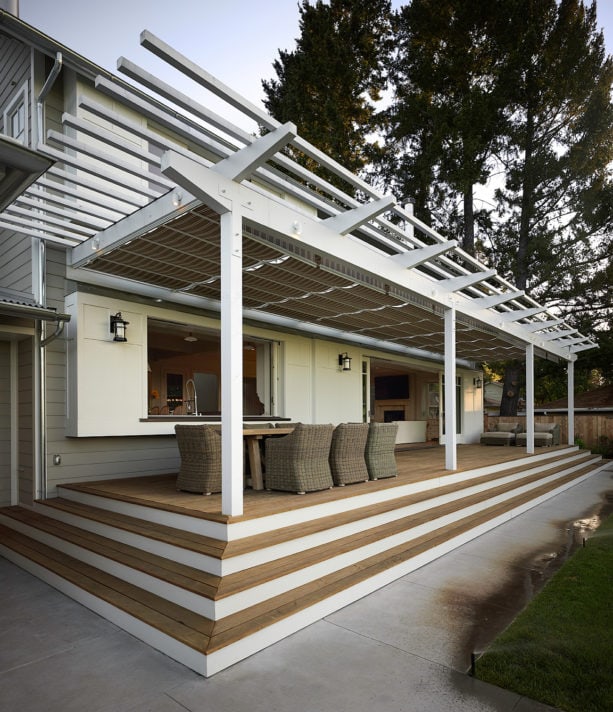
216 462 598 598
58 444 577 525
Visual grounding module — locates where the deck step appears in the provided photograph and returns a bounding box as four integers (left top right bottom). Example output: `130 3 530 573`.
0 450 604 676
2 454 600 620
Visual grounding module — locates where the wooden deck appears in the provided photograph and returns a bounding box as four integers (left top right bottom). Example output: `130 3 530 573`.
2 442 603 677
58 444 573 523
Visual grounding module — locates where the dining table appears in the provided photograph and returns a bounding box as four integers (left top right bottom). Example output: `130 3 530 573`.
243 427 295 490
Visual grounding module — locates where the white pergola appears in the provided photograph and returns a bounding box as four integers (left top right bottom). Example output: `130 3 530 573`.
0 20 595 515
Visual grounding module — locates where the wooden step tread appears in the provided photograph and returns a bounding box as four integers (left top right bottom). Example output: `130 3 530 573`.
40 497 228 558
0 507 221 598
225 452 596 558
208 465 592 652
57 449 583 527
59 475 230 524
6 457 597 605
217 461 598 598
0 523 213 651
0 463 592 657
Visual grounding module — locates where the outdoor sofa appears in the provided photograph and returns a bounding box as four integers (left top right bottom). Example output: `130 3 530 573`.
516 422 561 447
480 422 520 446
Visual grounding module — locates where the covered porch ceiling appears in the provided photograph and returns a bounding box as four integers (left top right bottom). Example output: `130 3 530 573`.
0 14 597 365
78 203 527 364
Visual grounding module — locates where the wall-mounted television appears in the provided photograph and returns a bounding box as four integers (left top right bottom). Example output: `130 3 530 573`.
374 375 409 400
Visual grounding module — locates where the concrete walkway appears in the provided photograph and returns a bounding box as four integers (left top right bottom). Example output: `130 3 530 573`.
1 464 611 712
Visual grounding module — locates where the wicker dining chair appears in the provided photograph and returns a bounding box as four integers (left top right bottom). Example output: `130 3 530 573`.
174 424 222 495
329 423 369 486
365 422 399 480
265 423 335 494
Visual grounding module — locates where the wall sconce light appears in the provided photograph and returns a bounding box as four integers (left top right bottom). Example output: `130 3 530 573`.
338 352 352 372
110 312 129 342
473 377 482 389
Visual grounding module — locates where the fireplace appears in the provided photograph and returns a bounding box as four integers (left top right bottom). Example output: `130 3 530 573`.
384 409 405 423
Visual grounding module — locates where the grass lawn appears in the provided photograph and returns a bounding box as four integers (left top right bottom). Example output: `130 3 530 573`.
475 512 613 712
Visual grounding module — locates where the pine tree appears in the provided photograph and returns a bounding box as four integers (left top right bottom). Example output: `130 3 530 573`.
381 0 512 253
261 0 391 189
491 0 613 307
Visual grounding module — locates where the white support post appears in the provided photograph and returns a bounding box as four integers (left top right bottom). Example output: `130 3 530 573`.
525 344 534 454
567 358 575 445
220 209 244 517
444 306 457 470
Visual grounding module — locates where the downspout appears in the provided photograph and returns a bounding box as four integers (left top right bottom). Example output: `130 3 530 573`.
37 52 63 144
34 52 63 500
41 318 66 347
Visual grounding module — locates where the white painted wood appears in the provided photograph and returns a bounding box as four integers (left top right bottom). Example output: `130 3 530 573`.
568 358 575 445
324 196 396 235
220 208 245 517
213 122 297 183
57 486 229 540
473 290 524 308
394 420 427 443
33 501 223 575
442 269 497 292
444 307 457 470
206 464 606 676
0 514 216 617
391 241 457 269
526 343 535 454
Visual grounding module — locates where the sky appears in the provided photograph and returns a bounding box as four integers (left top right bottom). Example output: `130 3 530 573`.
15 0 613 132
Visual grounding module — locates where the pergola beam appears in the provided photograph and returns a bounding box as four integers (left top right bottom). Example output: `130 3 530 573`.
441 269 497 292
325 196 396 236
213 122 297 183
472 290 524 309
391 240 458 269
499 306 548 322
522 319 564 332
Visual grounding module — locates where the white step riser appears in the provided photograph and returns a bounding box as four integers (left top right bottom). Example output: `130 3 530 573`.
56 486 228 541
45 454 601 594
220 454 600 573
3 463 603 678
213 461 601 617
58 447 581 541
33 502 223 576
9 460 599 623
207 463 598 676
0 544 207 676
0 514 216 619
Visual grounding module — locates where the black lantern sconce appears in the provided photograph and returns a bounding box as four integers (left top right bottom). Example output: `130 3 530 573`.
110 312 129 342
473 377 482 389
338 352 352 372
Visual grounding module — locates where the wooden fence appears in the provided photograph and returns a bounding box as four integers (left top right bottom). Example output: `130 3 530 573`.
484 413 613 454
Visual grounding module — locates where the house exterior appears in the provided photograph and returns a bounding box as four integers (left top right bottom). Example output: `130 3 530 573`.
0 9 596 515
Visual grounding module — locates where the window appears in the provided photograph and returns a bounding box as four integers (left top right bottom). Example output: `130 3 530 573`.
441 376 463 434
4 83 28 145
147 319 273 416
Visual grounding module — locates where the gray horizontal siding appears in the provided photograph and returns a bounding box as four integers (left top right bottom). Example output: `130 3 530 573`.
0 343 10 507
0 34 30 137
0 234 33 293
42 247 181 493
18 338 33 506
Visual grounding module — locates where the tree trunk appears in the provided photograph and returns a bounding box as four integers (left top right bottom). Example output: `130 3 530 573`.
463 185 475 255
499 364 521 417
516 93 535 291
